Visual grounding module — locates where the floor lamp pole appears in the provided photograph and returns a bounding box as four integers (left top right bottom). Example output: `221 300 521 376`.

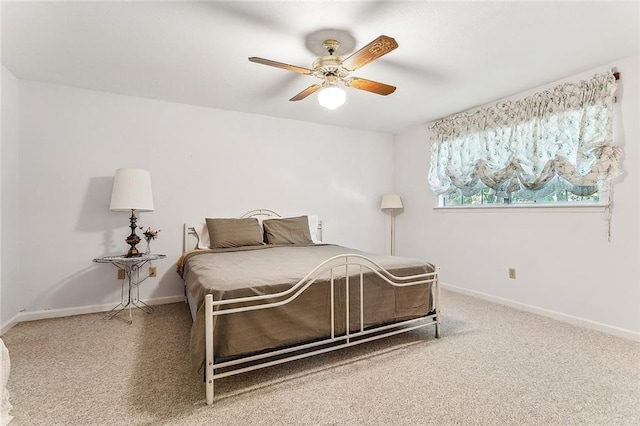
381 193 403 256
390 209 396 256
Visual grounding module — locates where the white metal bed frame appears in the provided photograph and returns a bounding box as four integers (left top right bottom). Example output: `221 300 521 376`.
183 210 441 405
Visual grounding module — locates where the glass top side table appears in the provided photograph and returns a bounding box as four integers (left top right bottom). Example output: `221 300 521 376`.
93 254 166 324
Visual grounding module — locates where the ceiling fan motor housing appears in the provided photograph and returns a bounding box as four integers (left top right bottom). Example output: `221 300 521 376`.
312 39 351 81
312 56 349 80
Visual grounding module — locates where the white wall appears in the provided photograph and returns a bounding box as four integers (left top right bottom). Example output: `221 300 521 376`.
394 56 639 336
1 65 21 327
13 80 394 316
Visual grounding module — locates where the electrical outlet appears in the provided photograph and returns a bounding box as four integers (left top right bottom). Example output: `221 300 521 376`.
117 269 125 280
508 268 516 279
149 266 157 277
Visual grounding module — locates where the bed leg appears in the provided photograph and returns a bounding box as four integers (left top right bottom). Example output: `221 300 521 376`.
205 294 214 405
434 267 441 338
206 362 214 405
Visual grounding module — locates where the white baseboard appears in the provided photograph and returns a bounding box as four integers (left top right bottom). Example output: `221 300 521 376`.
0 295 185 335
441 283 640 341
0 314 21 337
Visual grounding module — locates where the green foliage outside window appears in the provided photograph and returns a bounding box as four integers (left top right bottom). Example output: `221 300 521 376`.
442 184 600 206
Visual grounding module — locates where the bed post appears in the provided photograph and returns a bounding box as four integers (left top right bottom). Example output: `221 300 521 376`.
205 294 214 405
434 267 441 338
183 223 190 254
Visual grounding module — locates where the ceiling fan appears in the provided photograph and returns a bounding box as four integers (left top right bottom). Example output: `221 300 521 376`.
249 35 398 108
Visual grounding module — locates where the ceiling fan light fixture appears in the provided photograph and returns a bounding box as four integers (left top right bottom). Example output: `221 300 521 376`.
317 86 346 110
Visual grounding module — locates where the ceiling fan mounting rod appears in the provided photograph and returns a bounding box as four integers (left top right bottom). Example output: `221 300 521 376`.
322 39 340 55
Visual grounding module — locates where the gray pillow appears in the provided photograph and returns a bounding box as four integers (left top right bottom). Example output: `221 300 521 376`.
205 218 264 248
263 216 313 245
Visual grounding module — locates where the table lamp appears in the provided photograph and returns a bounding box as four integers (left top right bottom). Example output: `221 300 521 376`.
110 168 154 257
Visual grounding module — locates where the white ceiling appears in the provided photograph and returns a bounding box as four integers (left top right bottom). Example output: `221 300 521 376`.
2 1 638 134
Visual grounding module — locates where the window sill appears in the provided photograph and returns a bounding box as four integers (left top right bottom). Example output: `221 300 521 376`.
434 203 608 213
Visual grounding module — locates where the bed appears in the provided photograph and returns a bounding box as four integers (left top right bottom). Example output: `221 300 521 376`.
178 210 441 405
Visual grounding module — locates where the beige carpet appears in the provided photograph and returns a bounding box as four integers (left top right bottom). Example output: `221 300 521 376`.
2 289 639 425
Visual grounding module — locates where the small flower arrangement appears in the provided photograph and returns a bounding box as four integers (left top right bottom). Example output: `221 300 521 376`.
140 226 161 242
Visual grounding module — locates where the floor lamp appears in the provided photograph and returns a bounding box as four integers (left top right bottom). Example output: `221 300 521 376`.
380 193 403 256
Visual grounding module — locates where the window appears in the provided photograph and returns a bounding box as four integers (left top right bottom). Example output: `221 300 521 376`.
441 181 601 207
428 71 622 207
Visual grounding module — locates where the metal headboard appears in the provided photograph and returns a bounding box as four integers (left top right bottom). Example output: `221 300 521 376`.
240 209 282 220
183 224 198 254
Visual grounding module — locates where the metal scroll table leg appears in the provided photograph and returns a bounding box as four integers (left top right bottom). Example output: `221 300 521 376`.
103 263 153 324
131 266 153 314
103 267 131 322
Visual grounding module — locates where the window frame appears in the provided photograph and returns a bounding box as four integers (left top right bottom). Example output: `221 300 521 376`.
435 189 609 211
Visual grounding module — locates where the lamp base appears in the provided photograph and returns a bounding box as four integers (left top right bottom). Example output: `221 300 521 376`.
125 248 143 258
124 209 142 258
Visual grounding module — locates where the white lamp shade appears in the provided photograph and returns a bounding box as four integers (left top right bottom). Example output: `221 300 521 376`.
109 168 154 212
380 193 403 210
317 86 346 110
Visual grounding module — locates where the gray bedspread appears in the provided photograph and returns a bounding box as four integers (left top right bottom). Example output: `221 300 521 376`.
179 244 435 373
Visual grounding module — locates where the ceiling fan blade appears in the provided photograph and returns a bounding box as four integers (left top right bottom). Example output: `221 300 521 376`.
290 84 322 101
248 57 314 75
341 35 398 71
346 77 396 96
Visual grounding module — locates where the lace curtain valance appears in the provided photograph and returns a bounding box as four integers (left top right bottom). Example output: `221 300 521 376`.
428 70 622 199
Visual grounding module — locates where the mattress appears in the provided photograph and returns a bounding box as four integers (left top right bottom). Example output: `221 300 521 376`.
179 244 435 373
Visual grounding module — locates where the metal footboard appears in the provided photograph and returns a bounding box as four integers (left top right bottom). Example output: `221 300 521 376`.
204 254 441 405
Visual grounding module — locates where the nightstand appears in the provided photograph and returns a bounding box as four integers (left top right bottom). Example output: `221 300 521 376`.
93 253 166 324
